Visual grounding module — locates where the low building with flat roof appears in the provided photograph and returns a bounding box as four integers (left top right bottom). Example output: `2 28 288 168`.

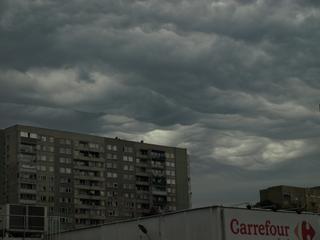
260 185 320 212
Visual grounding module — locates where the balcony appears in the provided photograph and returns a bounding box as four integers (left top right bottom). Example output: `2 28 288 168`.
152 191 167 196
152 188 167 196
151 164 165 170
20 178 37 184
136 181 150 186
136 198 150 203
75 204 105 209
74 155 105 162
74 175 105 181
137 208 151 214
20 137 38 145
74 184 105 191
136 171 150 177
136 161 149 167
18 154 36 162
74 144 104 152
151 152 165 161
76 194 105 200
20 188 37 194
74 214 106 220
151 157 166 162
136 153 149 159
136 186 150 193
73 164 104 171
151 173 165 178
19 164 37 173
19 199 37 204
20 148 36 154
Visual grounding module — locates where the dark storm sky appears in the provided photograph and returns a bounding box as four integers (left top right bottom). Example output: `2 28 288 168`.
1 0 320 207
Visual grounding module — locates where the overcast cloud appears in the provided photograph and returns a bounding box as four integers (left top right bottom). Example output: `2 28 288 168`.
1 0 320 207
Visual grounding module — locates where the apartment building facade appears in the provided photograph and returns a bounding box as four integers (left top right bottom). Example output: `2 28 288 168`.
0 125 191 230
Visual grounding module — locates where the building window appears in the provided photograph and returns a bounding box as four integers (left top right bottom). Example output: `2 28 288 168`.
107 172 117 178
106 162 112 168
89 143 99 149
60 187 71 193
20 193 36 200
20 132 38 139
30 133 38 139
60 167 71 174
59 139 71 145
60 178 69 184
40 175 47 181
20 132 29 138
59 148 71 154
60 157 72 164
107 144 117 151
165 152 175 159
42 146 54 152
166 162 175 167
123 184 134 189
36 165 47 171
167 179 176 185
123 155 134 162
124 146 133 153
166 170 176 176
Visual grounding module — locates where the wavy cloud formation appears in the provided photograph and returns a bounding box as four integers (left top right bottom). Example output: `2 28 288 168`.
1 0 320 206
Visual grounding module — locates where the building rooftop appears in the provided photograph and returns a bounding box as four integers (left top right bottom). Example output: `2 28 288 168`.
5 124 187 150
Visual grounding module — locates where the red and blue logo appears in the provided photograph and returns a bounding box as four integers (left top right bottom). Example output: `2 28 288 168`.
294 221 315 240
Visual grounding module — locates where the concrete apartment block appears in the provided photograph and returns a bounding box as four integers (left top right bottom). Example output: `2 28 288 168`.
0 125 191 230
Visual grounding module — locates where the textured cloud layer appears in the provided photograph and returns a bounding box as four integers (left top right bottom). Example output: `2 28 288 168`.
1 0 320 206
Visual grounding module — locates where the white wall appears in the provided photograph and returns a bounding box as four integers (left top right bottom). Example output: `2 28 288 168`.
60 207 221 240
60 206 320 240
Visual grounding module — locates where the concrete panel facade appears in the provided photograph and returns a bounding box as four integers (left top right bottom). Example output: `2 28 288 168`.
0 124 191 230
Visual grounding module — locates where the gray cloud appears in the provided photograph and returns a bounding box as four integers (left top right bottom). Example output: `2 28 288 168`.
1 0 320 206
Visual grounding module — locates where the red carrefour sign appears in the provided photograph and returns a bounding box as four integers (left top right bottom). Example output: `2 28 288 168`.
223 208 318 240
230 219 291 237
